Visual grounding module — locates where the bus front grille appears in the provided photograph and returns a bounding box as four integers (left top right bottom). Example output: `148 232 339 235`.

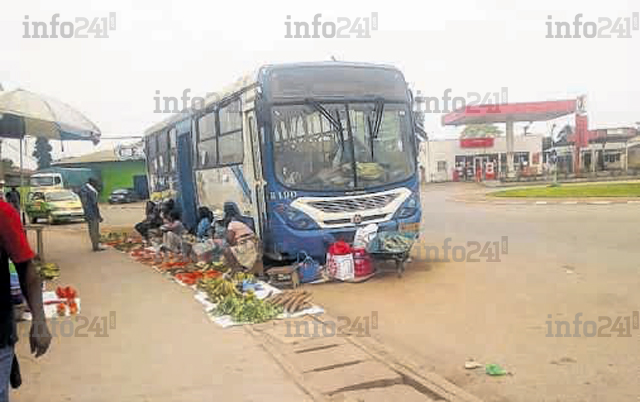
323 214 389 226
308 193 399 214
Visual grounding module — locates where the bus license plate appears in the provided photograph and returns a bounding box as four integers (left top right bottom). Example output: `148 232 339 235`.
399 222 420 232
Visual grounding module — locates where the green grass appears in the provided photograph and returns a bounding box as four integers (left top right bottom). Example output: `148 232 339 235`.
491 183 640 198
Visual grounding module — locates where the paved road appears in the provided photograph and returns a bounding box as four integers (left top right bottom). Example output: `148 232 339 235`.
20 187 639 401
310 183 640 402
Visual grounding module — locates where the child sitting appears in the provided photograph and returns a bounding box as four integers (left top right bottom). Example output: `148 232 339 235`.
196 207 214 240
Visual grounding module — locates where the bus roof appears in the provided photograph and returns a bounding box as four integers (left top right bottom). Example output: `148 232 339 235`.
143 61 402 136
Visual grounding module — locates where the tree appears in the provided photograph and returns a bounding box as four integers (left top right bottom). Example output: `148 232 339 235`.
460 124 503 139
32 138 53 169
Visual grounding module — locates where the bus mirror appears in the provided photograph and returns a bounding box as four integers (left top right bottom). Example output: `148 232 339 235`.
415 124 428 142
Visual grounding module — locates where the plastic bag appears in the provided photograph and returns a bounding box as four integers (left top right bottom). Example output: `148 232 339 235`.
327 240 352 255
353 224 379 248
295 251 320 283
326 242 354 281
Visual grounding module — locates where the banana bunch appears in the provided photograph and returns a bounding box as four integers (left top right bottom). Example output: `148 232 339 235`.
213 291 282 323
232 272 254 282
37 263 60 281
199 277 240 303
214 293 244 316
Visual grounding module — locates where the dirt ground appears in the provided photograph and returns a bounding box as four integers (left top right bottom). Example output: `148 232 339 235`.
13 224 311 402
309 183 640 402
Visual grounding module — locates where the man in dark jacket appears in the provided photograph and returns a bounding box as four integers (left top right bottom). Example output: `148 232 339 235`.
4 189 20 213
0 199 51 400
79 178 104 251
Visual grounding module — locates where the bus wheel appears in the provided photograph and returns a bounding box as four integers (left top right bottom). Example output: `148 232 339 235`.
30 216 38 224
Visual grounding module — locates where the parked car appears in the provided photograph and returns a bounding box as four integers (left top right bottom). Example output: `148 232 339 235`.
26 190 85 224
108 188 139 204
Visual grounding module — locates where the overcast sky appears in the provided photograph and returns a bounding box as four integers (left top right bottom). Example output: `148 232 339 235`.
1 0 638 168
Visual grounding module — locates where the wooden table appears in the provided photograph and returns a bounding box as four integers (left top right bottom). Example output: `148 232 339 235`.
24 224 46 262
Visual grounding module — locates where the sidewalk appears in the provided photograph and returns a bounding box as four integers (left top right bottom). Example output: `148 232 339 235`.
13 229 311 402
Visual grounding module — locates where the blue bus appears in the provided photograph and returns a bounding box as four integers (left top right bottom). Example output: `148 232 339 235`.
144 62 421 261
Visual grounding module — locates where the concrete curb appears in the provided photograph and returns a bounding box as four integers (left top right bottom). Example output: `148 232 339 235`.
245 314 483 402
451 198 640 206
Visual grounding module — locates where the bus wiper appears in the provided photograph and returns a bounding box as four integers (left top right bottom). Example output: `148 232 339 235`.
371 99 384 139
344 103 358 188
366 99 384 160
307 99 345 149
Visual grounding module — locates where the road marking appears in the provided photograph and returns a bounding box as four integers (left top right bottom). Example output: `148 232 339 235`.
535 201 548 205
561 201 578 205
627 201 640 204
587 201 611 205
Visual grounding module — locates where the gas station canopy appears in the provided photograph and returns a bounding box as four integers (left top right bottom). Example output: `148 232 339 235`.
442 99 577 126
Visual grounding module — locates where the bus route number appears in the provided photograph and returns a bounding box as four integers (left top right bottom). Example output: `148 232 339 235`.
269 191 297 201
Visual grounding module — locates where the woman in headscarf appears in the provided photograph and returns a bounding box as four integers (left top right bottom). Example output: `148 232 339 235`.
160 210 185 253
220 203 260 272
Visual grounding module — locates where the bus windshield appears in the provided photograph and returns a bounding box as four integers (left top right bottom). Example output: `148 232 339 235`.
271 102 415 191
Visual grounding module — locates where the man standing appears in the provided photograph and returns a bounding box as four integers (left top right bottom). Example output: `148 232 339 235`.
79 178 104 252
0 199 51 401
4 189 19 213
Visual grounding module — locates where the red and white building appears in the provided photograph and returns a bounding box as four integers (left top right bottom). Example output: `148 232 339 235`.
419 134 543 182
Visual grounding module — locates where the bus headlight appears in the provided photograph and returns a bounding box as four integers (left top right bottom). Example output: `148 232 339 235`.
279 205 319 230
394 195 419 219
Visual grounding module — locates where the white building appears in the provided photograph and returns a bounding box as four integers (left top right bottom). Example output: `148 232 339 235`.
419 134 543 182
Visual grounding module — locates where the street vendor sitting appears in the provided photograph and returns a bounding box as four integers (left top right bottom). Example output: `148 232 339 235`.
160 210 185 253
135 201 163 242
220 204 260 273
196 207 214 240
157 198 177 223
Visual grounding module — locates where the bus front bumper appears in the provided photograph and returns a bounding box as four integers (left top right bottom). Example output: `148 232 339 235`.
267 211 421 262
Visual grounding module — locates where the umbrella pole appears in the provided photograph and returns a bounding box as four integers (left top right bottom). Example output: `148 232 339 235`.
19 137 26 223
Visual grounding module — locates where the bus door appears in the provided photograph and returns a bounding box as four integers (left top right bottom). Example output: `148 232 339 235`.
177 130 198 230
245 110 267 238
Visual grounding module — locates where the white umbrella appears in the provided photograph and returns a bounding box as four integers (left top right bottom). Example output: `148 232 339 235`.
0 89 101 142
0 89 101 219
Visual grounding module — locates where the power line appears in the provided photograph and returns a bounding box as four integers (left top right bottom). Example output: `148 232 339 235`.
99 136 143 140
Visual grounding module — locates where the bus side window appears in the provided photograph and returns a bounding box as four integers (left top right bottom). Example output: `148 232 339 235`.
197 111 217 168
218 100 243 165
